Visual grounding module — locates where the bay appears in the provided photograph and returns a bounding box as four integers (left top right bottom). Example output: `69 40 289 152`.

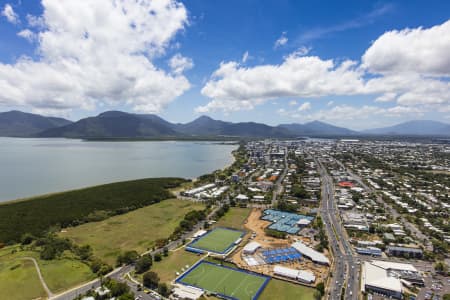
0 138 237 202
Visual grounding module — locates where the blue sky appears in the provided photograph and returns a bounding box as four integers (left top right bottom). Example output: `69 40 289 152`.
0 0 449 129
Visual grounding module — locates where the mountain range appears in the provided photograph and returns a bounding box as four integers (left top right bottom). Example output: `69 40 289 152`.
0 110 72 137
0 110 448 138
362 120 450 136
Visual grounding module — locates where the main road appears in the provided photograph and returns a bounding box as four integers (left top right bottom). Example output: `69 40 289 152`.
272 147 288 206
315 156 359 300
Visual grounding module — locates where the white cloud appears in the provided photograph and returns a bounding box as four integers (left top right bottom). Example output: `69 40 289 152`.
307 105 384 122
26 14 45 28
288 100 297 106
298 102 311 111
375 92 396 102
169 53 194 75
2 3 19 24
198 56 364 112
362 20 450 76
290 46 311 57
365 73 450 106
198 20 450 115
327 101 334 106
274 32 288 48
301 104 427 129
242 51 249 63
17 29 36 42
0 0 191 114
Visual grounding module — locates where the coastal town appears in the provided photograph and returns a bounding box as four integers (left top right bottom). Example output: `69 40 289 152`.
48 138 449 300
1 1 449 300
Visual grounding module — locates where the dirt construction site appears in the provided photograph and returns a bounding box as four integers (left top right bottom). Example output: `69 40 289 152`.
229 208 330 287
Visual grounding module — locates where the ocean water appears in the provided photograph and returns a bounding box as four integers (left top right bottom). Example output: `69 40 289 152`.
0 138 237 202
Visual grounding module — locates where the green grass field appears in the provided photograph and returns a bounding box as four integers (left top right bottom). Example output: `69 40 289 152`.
178 261 269 300
214 207 251 229
0 258 47 300
62 199 205 264
142 249 202 283
0 246 95 299
37 254 96 293
189 227 243 254
258 278 315 300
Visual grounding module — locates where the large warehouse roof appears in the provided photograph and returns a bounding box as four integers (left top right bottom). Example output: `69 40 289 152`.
370 260 418 272
273 266 315 283
273 265 298 279
362 261 402 294
291 241 330 265
297 270 316 283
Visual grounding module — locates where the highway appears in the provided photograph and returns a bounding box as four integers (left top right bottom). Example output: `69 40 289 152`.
272 147 288 206
315 156 359 300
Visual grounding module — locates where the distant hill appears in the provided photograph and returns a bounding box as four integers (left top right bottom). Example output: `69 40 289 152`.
38 111 178 138
0 110 72 137
3 110 447 138
39 113 294 138
363 120 450 136
176 116 292 137
175 115 232 136
279 120 357 136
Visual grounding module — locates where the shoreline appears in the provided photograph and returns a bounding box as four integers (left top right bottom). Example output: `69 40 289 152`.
0 142 240 205
0 135 246 142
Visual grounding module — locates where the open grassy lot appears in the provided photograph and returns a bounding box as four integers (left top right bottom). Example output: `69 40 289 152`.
259 278 315 300
0 246 95 299
0 177 187 243
0 258 47 300
177 261 269 300
62 199 205 264
188 227 244 254
37 254 96 293
214 207 251 229
144 249 202 283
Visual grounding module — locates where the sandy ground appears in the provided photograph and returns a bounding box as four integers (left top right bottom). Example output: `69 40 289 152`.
230 208 330 287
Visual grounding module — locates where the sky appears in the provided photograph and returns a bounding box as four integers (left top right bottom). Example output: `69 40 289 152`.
0 0 449 130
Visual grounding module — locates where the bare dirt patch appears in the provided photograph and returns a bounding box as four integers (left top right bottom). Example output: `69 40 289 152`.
230 208 330 286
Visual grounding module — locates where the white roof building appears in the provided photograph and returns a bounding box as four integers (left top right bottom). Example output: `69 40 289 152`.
274 265 298 279
183 183 216 197
273 265 315 283
370 260 418 272
297 270 316 283
172 284 204 300
235 194 249 201
243 241 261 254
193 230 207 238
361 260 419 299
291 241 330 265
252 195 265 201
297 219 311 226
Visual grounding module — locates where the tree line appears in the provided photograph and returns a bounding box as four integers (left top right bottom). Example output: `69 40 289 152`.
0 177 188 243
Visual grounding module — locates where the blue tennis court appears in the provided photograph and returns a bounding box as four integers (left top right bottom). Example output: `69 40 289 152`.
261 209 314 234
261 247 301 264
